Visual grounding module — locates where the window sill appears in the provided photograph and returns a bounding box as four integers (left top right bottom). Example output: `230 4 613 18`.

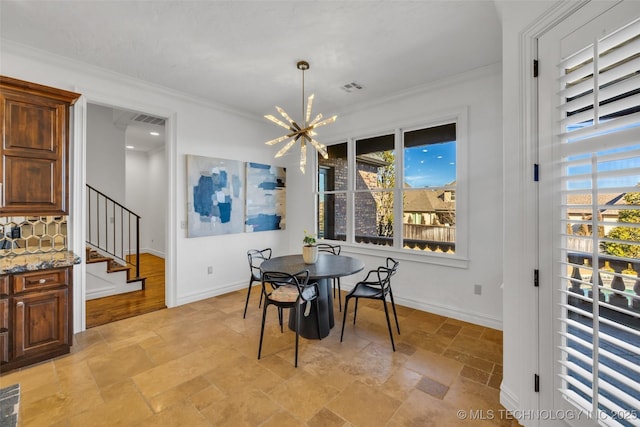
324 241 469 269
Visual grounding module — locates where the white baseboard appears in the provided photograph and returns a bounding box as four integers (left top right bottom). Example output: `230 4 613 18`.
175 278 502 331
176 280 246 306
339 280 503 330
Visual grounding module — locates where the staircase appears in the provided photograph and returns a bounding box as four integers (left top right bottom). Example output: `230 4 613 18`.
85 184 145 300
85 248 145 300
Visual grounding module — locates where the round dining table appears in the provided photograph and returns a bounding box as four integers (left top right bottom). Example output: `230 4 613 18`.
260 253 364 339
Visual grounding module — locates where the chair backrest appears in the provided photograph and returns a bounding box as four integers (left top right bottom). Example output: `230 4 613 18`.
262 269 316 302
378 257 399 290
247 248 272 279
316 243 341 255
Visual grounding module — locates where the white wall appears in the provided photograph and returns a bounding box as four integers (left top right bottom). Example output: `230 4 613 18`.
147 147 167 256
86 103 126 201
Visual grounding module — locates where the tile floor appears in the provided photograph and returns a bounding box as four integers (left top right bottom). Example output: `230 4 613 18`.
0 287 522 426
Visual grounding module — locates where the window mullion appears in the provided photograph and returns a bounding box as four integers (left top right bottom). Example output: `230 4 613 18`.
394 127 403 249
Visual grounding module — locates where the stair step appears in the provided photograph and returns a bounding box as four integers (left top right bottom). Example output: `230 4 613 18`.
85 247 146 289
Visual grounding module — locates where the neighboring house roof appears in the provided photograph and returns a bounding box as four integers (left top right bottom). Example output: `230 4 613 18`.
356 154 390 167
404 189 455 213
566 193 626 215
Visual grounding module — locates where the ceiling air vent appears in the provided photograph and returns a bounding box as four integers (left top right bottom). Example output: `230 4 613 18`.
341 81 364 93
132 113 165 126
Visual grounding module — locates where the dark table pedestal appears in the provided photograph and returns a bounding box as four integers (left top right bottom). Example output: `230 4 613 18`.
288 278 335 339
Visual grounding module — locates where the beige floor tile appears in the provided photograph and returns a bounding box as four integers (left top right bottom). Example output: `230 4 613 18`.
136 400 210 427
326 380 402 427
307 407 350 426
2 287 515 427
388 388 493 427
68 380 153 427
198 388 279 426
405 348 463 386
270 369 341 421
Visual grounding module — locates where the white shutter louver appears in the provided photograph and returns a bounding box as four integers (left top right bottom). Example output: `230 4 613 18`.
558 16 640 427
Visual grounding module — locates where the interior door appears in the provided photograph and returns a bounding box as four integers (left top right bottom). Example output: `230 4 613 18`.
538 1 640 425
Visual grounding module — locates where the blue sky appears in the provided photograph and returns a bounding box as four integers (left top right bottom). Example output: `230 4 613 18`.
404 141 456 188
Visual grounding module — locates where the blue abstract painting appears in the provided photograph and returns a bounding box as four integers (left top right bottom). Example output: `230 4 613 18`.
245 162 286 232
187 155 245 237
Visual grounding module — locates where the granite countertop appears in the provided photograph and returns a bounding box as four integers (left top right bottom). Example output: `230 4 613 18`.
0 251 81 274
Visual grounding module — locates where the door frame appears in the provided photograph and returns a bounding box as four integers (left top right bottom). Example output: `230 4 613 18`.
70 90 177 333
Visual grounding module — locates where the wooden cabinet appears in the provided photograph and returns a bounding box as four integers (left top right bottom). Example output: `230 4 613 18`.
0 267 73 372
0 76 80 215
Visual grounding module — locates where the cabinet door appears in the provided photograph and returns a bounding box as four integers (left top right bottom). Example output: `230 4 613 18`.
0 88 68 215
13 288 69 359
0 298 8 363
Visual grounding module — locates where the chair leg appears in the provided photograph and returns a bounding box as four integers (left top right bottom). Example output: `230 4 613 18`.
278 307 283 333
353 298 359 325
258 301 269 360
340 296 350 342
336 278 342 312
258 290 264 309
294 305 300 368
381 298 396 352
389 290 400 334
243 278 255 318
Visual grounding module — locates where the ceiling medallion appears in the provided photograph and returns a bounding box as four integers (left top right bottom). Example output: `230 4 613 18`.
264 60 337 173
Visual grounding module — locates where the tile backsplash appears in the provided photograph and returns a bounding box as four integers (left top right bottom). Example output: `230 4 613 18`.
0 216 68 256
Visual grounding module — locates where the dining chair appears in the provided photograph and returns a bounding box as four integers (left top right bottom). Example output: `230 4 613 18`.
243 248 272 318
340 257 400 351
258 269 321 367
316 243 343 311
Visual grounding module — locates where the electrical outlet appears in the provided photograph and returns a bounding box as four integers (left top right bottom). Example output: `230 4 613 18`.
207 266 213 275
474 284 482 295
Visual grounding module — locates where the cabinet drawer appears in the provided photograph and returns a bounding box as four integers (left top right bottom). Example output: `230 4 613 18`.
13 269 68 293
0 276 8 296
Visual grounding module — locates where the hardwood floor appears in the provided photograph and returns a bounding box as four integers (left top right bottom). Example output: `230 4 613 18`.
85 253 166 328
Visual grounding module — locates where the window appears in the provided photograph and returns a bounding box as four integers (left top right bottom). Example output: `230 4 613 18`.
317 143 347 241
317 120 461 256
403 124 457 253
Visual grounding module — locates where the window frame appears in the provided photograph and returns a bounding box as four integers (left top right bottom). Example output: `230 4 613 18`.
315 108 469 268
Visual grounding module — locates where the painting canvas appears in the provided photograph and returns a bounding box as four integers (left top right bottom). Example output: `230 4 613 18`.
245 162 286 232
187 155 245 237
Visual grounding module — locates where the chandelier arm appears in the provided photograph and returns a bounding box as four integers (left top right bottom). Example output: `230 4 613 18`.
265 114 293 131
306 135 328 158
305 94 314 125
309 113 323 126
274 138 298 158
310 115 337 129
300 140 307 173
276 106 296 126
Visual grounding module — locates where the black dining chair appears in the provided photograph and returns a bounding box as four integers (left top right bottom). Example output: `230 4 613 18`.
258 270 321 367
340 257 400 351
316 243 343 311
243 248 272 318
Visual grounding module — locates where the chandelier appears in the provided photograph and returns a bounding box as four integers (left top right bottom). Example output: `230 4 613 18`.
264 60 336 173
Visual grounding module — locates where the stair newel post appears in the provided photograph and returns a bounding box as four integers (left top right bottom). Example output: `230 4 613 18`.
135 214 140 279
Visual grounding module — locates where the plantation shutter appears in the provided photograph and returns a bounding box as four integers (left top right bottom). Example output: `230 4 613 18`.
558 15 640 426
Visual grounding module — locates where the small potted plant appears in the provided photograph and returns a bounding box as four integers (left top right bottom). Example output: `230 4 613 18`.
302 230 318 264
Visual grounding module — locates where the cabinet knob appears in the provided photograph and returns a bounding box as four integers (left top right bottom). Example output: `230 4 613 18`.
16 301 23 307
39 279 46 284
